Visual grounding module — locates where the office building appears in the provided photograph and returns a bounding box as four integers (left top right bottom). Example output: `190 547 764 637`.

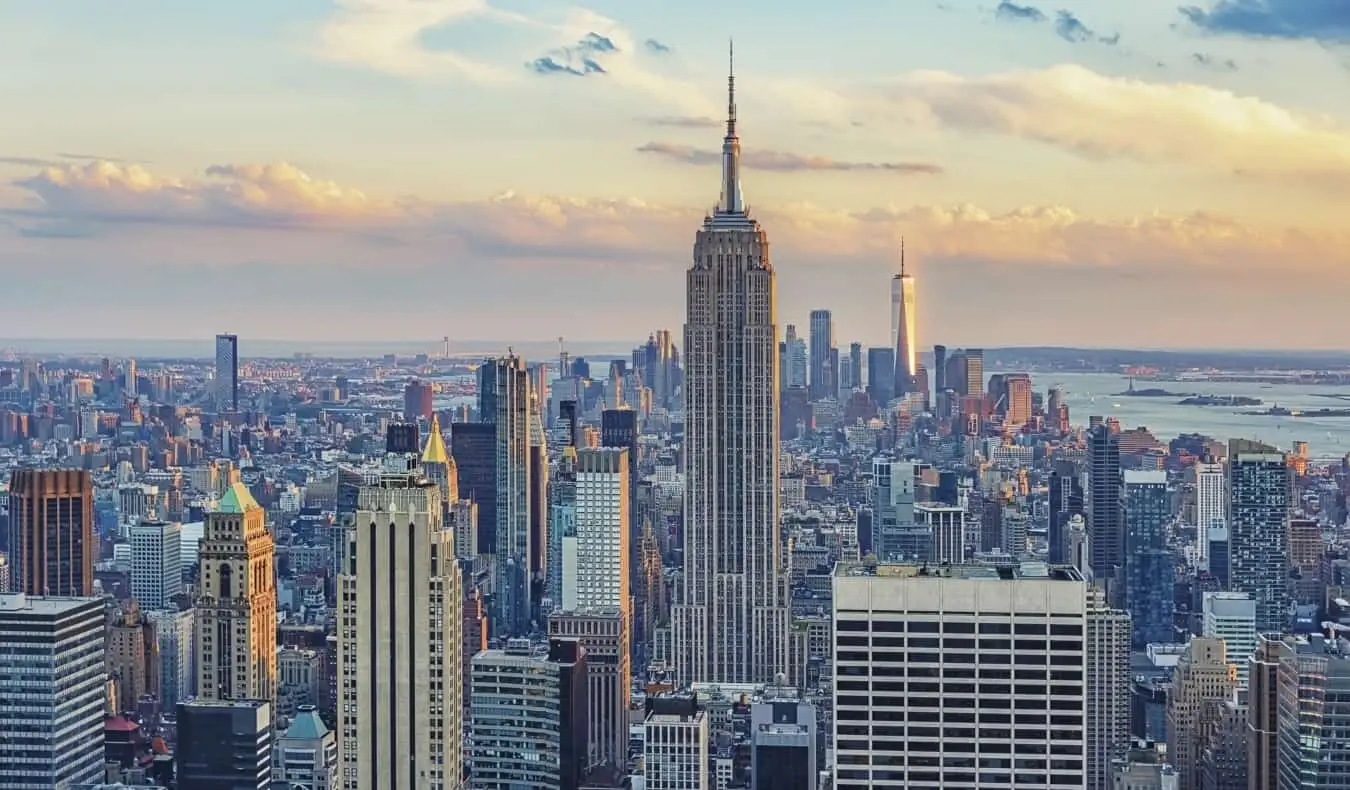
866 347 895 406
809 309 836 400
750 690 817 790
1122 470 1174 647
1272 632 1350 789
644 697 710 790
932 344 947 397
479 354 534 635
600 410 639 569
404 379 434 422
1166 637 1235 790
1086 589 1132 790
548 447 579 610
470 638 588 790
0 594 106 789
1201 592 1257 687
891 242 917 398
274 705 339 790
7 468 95 596
106 601 159 714
782 325 808 388
869 458 916 562
1048 461 1083 565
196 482 276 703
548 611 629 770
450 421 497 553
672 59 791 686
338 474 463 790
1087 424 1122 591
214 333 239 412
847 342 863 392
1228 449 1291 632
1247 636 1282 790
573 447 629 613
832 562 1090 789
177 699 273 790
148 607 195 710
129 519 182 609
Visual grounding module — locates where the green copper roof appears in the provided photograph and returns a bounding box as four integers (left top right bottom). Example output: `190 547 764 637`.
217 482 261 514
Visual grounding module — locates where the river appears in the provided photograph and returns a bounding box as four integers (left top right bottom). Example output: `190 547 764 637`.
1034 372 1350 460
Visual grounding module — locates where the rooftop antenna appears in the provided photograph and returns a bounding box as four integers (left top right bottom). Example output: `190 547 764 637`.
900 236 907 277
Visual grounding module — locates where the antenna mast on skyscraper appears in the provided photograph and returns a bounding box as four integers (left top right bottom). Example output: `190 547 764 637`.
900 236 906 277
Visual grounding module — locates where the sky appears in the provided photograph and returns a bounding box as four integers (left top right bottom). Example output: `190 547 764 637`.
2 0 1350 350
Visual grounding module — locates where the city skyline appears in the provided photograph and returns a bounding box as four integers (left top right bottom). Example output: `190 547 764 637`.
4 0 1350 348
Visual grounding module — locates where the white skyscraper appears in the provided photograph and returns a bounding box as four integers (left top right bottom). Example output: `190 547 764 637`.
214 333 239 412
1201 591 1257 686
129 519 182 609
671 47 790 686
338 474 463 790
833 562 1094 790
1193 459 1225 569
573 447 629 613
148 607 196 710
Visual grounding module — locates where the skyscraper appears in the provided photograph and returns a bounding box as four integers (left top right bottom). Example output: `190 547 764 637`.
0 594 107 789
672 51 790 686
847 342 862 392
1228 448 1291 632
129 518 183 609
196 483 276 704
1087 423 1122 593
479 354 534 635
177 699 274 790
1193 457 1225 571
1122 470 1174 647
891 240 917 397
214 333 239 412
783 325 808 388
808 309 835 400
7 468 94 596
338 474 463 790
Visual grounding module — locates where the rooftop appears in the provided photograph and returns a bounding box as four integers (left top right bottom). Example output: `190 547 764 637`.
0 593 102 615
836 561 1084 582
217 481 261 514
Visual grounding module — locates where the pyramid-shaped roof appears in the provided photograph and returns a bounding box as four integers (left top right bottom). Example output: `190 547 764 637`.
421 414 451 466
218 482 261 514
283 707 330 741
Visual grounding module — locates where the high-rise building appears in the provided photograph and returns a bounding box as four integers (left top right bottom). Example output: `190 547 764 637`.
195 483 276 704
809 309 836 400
450 421 497 553
672 56 790 686
0 594 107 789
891 242 917 397
1167 638 1235 790
479 354 534 635
148 607 195 710
214 333 239 412
106 601 159 714
1048 461 1084 565
1087 424 1122 592
1193 458 1225 570
750 690 817 790
1086 589 1132 790
964 348 985 397
644 697 710 790
865 347 895 406
600 409 639 570
1247 636 1282 790
1271 633 1350 789
833 562 1092 789
932 344 947 397
1201 592 1257 687
548 611 629 770
573 447 630 613
7 468 95 596
177 699 273 790
338 473 463 790
847 342 862 392
1228 449 1291 632
1122 470 1174 647
470 638 588 790
129 519 182 609
783 325 808 388
403 379 434 422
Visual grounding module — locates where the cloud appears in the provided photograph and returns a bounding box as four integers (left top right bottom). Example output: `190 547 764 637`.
1192 52 1240 69
639 115 721 128
645 38 671 54
1180 1 1350 43
0 156 60 169
993 3 1119 44
314 0 520 82
6 159 1350 348
1055 11 1120 45
995 1 1047 23
636 142 943 174
864 64 1350 182
527 55 605 76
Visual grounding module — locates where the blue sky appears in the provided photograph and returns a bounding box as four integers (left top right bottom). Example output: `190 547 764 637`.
2 0 1350 348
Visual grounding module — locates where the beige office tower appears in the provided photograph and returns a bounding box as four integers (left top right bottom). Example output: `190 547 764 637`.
548 447 631 769
671 47 790 686
1085 588 1131 790
196 482 276 703
338 474 463 790
1167 637 1236 790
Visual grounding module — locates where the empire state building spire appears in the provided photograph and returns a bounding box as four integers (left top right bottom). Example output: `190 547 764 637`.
718 39 743 215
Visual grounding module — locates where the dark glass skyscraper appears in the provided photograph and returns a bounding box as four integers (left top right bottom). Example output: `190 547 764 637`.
1229 447 1291 632
1122 470 1174 647
1087 424 1122 593
1048 461 1083 565
479 355 534 635
808 309 835 400
451 422 497 553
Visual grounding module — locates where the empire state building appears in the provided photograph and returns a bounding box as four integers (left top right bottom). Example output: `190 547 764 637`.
671 47 790 685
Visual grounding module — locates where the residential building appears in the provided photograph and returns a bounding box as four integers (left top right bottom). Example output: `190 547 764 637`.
644 697 709 790
1228 449 1291 632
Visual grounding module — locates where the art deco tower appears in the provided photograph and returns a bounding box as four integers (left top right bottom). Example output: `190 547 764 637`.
671 45 790 685
891 240 917 397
